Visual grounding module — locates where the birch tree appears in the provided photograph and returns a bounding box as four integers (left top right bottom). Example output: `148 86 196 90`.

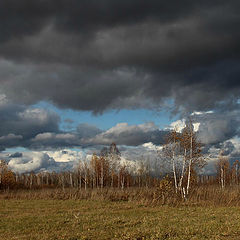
216 151 229 189
107 143 121 188
163 120 204 198
163 129 180 193
180 121 204 197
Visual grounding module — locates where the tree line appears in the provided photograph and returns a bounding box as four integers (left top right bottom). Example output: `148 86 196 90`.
1 123 240 199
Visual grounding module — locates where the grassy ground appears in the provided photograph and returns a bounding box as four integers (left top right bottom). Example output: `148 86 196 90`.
1 199 240 240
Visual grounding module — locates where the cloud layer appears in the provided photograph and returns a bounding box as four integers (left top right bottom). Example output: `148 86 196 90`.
0 95 239 155
1 2 240 173
0 96 60 150
1 108 240 174
0 1 239 113
84 122 167 146
0 96 168 150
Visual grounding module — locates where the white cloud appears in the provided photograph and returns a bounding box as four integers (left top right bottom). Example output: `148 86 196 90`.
168 119 186 132
191 111 214 116
33 132 76 141
4 149 90 173
142 142 162 151
44 149 86 163
193 122 200 132
8 152 56 173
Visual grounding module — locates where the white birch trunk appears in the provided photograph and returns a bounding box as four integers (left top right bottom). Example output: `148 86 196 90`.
172 140 178 193
178 148 186 191
121 175 125 189
70 172 73 188
84 172 87 190
101 161 104 189
186 134 193 196
172 158 178 193
221 166 224 189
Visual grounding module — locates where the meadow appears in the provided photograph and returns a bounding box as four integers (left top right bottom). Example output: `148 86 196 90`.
1 187 240 240
1 137 240 239
1 198 240 240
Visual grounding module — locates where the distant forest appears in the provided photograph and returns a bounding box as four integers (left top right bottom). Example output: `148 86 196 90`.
1 122 239 204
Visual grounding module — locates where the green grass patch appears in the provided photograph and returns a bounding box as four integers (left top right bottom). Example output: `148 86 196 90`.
0 200 240 239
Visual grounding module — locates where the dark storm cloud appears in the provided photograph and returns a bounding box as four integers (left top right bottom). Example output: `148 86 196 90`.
0 97 60 150
0 0 52 43
0 1 240 114
0 60 150 113
0 100 59 139
0 0 231 42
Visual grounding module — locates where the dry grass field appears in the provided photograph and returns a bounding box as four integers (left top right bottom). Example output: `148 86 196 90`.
1 198 240 240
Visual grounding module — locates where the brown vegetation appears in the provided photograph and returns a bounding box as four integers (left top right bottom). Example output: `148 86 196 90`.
1 131 240 207
2 181 240 207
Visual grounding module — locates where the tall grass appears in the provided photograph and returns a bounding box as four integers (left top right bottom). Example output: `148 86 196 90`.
2 185 240 206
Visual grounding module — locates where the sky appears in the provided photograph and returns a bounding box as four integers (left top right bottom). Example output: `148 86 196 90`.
0 1 240 173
